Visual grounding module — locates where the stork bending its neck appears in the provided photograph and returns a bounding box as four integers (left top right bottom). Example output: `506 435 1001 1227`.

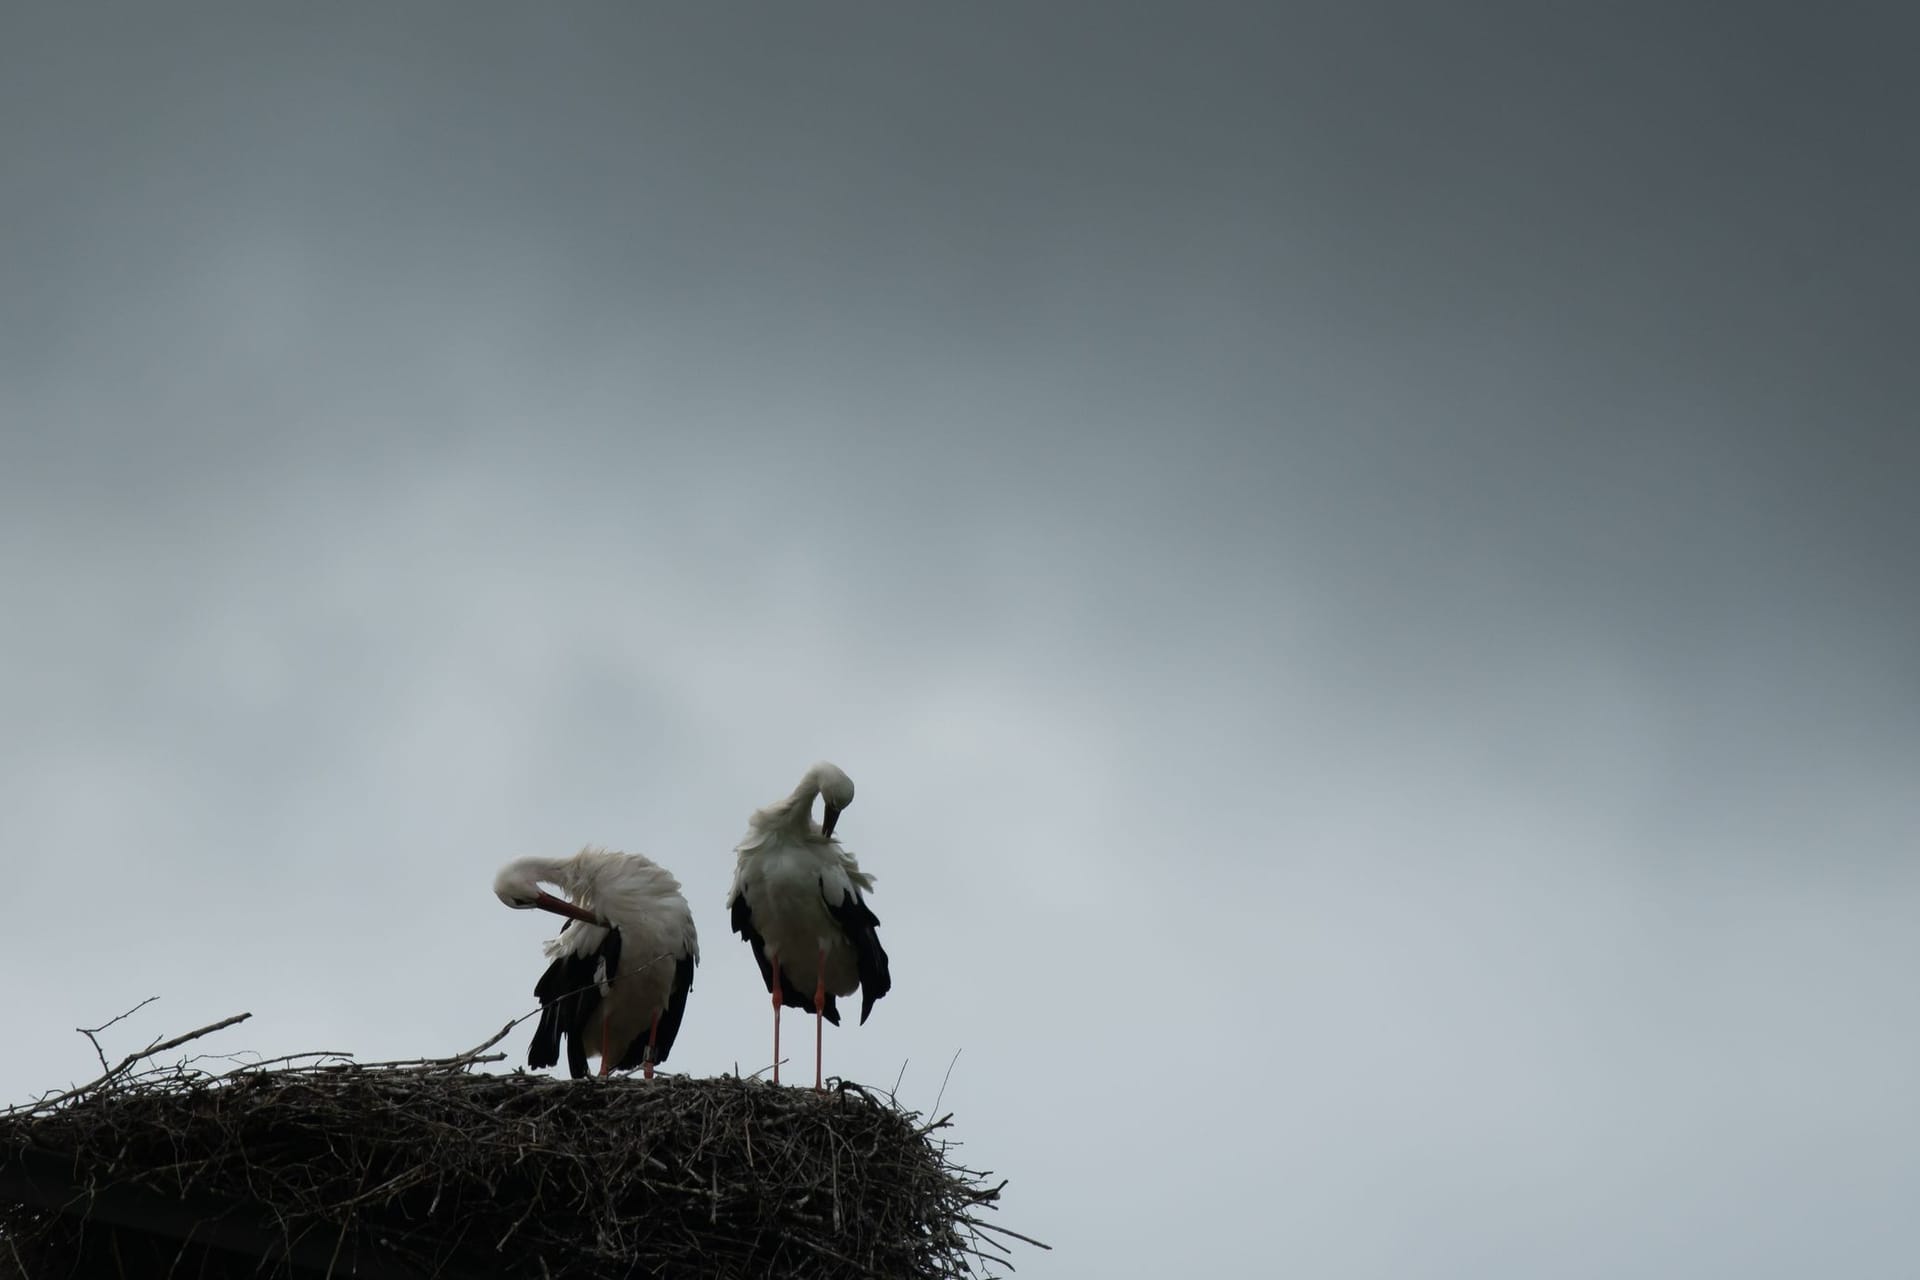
494 849 700 1081
728 762 892 1091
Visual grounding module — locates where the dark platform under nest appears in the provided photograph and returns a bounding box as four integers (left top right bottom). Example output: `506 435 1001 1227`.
0 1050 1033 1279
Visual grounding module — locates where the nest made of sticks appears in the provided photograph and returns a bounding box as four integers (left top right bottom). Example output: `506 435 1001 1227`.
0 1017 1037 1279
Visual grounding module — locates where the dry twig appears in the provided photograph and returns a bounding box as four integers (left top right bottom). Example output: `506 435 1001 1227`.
2 1012 252 1119
76 995 161 1074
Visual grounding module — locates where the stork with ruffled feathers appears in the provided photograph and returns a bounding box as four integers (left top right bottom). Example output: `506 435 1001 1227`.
727 762 892 1090
493 847 699 1080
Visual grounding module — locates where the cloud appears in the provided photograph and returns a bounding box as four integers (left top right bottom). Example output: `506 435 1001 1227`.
3 4 1916 1276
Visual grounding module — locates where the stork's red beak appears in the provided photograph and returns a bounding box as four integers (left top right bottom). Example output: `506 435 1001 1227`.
821 803 841 839
534 891 605 926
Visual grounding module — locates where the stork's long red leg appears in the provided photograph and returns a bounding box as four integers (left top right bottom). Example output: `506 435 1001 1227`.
644 1011 659 1082
599 1007 611 1079
771 958 784 1085
814 945 827 1094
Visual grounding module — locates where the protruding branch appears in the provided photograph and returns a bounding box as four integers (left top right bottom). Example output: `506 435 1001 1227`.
4 1012 251 1117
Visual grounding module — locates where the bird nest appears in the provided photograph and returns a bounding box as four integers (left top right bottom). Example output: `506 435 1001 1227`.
0 1017 1037 1279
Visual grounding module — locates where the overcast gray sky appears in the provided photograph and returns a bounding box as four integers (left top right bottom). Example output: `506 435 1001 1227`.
3 3 1917 1275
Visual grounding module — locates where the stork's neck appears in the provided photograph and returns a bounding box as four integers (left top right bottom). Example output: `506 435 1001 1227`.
775 777 821 832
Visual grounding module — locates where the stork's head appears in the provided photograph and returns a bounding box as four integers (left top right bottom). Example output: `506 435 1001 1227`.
811 761 856 839
492 857 606 925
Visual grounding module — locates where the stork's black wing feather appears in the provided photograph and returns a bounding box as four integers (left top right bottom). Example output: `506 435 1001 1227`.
526 1002 565 1072
565 1019 589 1079
652 953 697 1064
596 927 622 995
729 890 770 982
822 880 892 1025
530 952 594 1076
529 927 620 1079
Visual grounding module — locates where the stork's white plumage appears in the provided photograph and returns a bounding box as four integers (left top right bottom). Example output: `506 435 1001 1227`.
727 762 891 1090
494 847 699 1080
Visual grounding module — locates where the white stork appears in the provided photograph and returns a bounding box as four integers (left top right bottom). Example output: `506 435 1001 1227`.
493 847 699 1080
727 761 891 1090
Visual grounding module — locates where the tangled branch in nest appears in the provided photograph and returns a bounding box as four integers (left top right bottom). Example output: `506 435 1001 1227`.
0 1016 1042 1279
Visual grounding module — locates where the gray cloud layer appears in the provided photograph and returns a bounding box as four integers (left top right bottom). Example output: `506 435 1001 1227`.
4 4 1916 1275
